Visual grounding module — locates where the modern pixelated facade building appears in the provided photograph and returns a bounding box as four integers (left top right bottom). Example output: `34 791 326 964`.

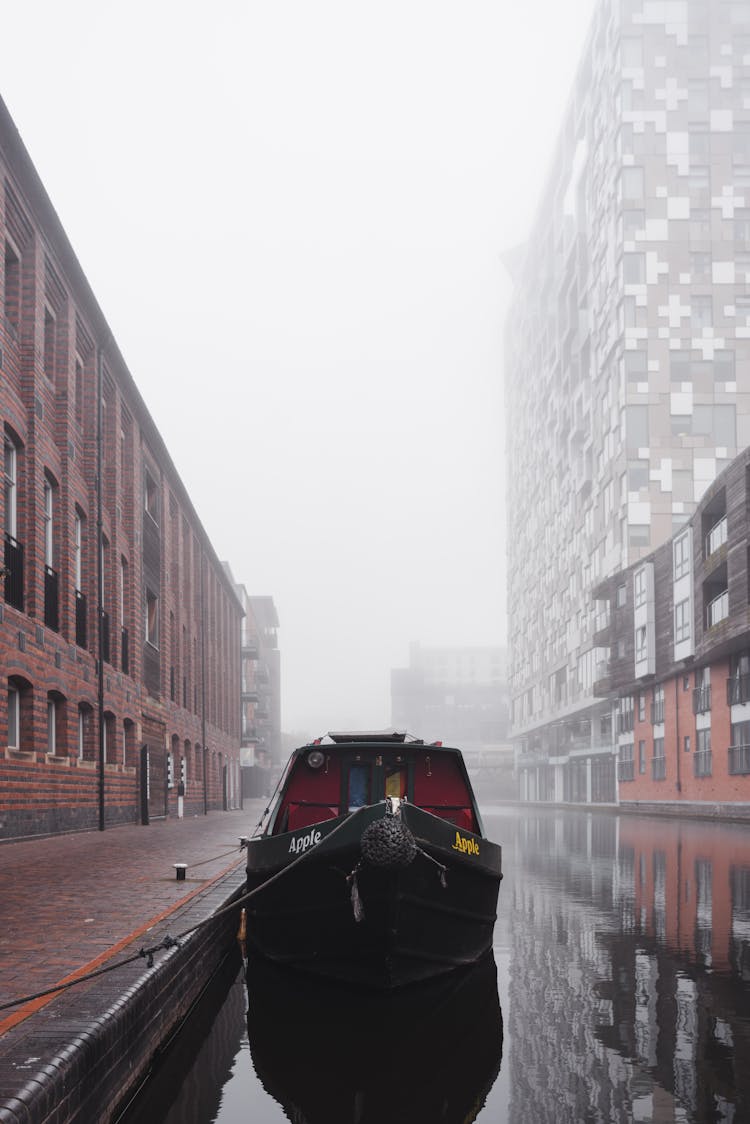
506 0 750 804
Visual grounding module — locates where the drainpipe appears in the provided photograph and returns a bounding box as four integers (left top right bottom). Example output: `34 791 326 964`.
675 676 682 795
201 548 208 815
96 346 105 831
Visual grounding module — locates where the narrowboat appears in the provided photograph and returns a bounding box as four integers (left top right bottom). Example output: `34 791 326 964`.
244 730 503 988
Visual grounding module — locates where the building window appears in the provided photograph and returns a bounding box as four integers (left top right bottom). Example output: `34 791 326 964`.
4 435 17 539
624 253 646 284
622 166 645 200
47 699 55 754
684 735 691 753
638 694 646 722
144 470 159 523
635 626 648 662
74 510 84 591
616 584 627 608
652 737 666 780
695 728 712 778
675 599 691 643
638 739 646 774
4 241 20 334
674 532 690 580
145 588 159 647
43 476 54 568
7 684 19 749
634 568 647 608
43 307 55 381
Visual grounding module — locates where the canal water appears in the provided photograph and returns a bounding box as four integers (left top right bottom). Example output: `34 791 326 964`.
118 806 750 1123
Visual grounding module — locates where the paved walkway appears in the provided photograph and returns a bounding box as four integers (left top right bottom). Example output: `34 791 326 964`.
0 804 265 1036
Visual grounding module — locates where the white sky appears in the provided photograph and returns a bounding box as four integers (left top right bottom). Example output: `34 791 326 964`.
2 0 596 736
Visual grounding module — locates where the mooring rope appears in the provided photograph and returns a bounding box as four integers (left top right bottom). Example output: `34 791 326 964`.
0 807 371 1014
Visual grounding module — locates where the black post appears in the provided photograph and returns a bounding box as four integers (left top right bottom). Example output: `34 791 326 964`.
140 744 150 825
97 346 105 831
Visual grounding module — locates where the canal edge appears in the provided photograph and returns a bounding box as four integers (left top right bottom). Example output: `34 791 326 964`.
0 861 247 1124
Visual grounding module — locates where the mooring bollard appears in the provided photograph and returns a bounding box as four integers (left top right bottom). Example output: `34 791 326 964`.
174 863 187 882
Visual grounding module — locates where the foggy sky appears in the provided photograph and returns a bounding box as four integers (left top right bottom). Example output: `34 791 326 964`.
2 0 596 735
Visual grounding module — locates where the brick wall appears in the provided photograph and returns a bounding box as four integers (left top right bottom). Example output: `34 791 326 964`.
0 99 243 841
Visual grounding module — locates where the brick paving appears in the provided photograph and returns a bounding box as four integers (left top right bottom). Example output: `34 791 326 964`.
0 804 265 1030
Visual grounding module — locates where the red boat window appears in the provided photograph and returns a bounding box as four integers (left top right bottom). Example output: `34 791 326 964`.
412 752 478 833
273 751 341 834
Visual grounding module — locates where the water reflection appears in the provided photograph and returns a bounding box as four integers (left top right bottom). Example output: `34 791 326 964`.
245 951 503 1124
120 809 750 1123
499 808 750 1123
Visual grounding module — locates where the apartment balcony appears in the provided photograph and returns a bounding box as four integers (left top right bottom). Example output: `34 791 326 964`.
706 588 729 629
241 684 260 703
593 660 612 697
44 564 59 631
4 533 23 611
693 750 712 778
241 633 259 658
729 744 750 776
727 675 750 706
652 755 666 781
650 699 665 725
705 515 727 560
75 590 87 648
692 685 711 714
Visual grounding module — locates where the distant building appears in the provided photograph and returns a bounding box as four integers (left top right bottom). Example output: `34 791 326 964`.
593 445 750 814
506 0 750 804
234 586 281 797
391 643 512 795
0 95 243 839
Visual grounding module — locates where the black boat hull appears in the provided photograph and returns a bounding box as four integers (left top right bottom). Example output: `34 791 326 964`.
244 803 502 988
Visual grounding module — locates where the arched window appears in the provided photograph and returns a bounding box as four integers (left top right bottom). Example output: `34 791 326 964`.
43 472 60 631
78 701 94 760
46 690 66 756
8 676 32 751
4 429 24 610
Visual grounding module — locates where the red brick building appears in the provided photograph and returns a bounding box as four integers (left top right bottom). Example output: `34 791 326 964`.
594 446 750 814
0 96 242 839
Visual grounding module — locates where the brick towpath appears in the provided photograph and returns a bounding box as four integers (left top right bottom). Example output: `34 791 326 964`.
0 805 265 1035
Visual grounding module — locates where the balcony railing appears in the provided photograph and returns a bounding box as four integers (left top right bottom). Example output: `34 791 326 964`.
617 760 634 782
694 750 712 778
727 675 750 706
121 627 129 674
100 609 110 664
652 755 666 781
75 590 87 648
705 516 727 558
4 533 23 610
44 564 59 631
729 744 750 776
651 699 665 725
692 685 711 714
707 589 729 628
